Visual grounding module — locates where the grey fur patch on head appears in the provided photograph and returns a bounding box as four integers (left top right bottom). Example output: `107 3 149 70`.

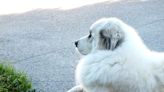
98 24 124 50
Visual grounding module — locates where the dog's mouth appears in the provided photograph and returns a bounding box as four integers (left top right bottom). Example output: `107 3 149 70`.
75 47 89 55
74 42 88 55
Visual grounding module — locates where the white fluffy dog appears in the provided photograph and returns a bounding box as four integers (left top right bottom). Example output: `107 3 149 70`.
68 18 164 92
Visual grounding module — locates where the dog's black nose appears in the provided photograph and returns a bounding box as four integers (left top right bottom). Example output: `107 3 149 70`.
75 41 79 47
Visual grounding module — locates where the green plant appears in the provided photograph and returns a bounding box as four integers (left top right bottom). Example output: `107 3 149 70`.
0 63 34 92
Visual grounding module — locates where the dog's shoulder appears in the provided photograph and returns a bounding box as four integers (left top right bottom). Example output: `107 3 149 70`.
76 51 126 86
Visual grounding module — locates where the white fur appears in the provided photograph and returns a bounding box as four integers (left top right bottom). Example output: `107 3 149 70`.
68 18 164 92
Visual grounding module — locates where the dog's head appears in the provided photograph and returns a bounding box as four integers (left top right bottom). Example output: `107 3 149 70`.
75 18 125 55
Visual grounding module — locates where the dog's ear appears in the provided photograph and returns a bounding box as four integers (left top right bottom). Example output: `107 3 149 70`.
100 26 124 50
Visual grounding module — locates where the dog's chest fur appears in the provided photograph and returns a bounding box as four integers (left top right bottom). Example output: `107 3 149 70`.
75 51 159 92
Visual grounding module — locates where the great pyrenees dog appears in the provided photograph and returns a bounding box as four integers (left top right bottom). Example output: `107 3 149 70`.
67 17 164 92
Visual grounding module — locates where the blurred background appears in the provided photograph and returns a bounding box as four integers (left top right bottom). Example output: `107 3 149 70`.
0 0 163 92
0 0 115 15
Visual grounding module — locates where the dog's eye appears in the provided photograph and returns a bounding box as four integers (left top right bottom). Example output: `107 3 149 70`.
88 32 92 38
